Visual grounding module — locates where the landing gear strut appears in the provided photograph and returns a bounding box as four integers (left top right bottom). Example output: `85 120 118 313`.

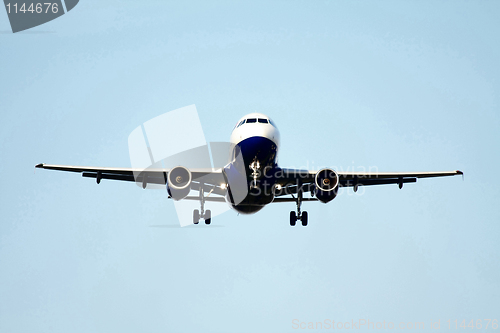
249 157 261 189
193 184 212 225
290 183 308 226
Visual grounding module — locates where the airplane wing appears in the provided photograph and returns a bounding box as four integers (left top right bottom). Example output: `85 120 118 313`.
35 163 226 194
36 163 463 198
275 168 463 196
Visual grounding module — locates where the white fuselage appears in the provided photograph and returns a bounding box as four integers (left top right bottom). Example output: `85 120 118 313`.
230 113 280 150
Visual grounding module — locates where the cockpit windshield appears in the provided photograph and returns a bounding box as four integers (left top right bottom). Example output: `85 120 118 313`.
235 117 274 129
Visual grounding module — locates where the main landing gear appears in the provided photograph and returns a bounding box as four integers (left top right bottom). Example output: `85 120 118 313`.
290 184 308 227
193 209 211 225
193 184 212 225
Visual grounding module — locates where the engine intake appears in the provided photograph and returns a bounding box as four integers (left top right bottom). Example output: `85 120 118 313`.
314 168 339 203
167 166 192 201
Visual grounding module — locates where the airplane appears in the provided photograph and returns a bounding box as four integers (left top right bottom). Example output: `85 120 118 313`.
36 112 463 226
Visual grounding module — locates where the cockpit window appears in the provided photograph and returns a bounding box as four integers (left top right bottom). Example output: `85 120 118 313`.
269 119 276 127
258 118 268 123
246 118 257 123
237 119 245 127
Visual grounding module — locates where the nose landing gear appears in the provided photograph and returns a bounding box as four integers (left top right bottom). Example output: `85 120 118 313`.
249 157 261 189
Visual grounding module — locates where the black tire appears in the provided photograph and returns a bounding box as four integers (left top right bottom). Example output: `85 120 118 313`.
204 209 211 225
290 211 296 226
301 211 308 226
193 209 200 224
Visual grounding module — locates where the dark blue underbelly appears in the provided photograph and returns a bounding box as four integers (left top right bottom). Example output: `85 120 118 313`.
224 136 278 214
237 136 277 167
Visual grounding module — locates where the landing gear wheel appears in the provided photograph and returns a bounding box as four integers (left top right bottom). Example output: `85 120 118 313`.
301 211 308 226
290 211 297 226
204 209 211 225
193 209 200 224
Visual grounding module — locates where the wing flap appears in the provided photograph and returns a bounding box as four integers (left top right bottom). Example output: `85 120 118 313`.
183 196 226 202
82 172 167 185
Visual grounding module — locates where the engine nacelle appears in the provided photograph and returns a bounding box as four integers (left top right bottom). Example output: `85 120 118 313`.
314 168 339 203
167 166 192 201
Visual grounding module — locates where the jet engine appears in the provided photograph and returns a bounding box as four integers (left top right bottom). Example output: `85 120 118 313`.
314 168 339 203
167 166 192 201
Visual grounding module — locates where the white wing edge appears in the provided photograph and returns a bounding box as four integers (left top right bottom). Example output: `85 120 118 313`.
35 163 222 175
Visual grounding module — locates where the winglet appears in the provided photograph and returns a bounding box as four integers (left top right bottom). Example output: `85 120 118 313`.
456 170 464 180
35 163 44 174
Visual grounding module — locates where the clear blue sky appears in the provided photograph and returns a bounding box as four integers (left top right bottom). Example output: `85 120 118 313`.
1 1 499 332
